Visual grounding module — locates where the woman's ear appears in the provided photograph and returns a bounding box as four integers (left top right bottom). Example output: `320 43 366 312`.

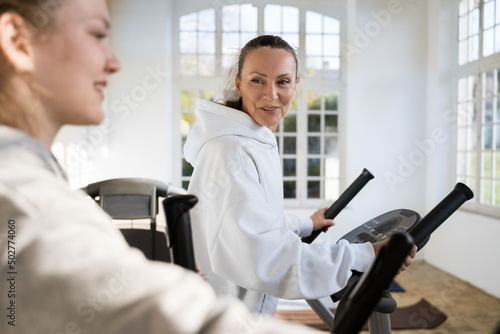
234 75 241 97
0 12 35 72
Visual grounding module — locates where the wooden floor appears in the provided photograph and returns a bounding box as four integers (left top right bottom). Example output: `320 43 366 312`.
361 261 500 334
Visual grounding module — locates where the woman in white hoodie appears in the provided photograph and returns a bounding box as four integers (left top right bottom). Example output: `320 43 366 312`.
0 3 321 333
184 35 416 316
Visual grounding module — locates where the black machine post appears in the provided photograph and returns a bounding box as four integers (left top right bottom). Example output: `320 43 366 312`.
331 183 474 334
163 194 198 272
302 168 374 244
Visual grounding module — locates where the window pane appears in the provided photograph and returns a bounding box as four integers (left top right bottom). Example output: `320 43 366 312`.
181 113 196 134
308 137 320 154
496 26 500 53
457 152 466 175
182 158 194 176
307 181 321 198
180 13 197 31
325 178 339 201
308 92 322 110
180 55 197 76
306 11 322 33
306 57 323 77
199 32 215 54
284 159 296 176
325 157 339 178
484 1 495 29
180 32 197 53
200 90 214 101
470 8 480 35
483 125 493 149
223 32 239 54
459 16 468 40
199 9 215 31
241 5 258 32
284 114 297 132
484 99 494 122
324 35 340 56
222 5 239 31
459 40 468 65
496 152 500 177
198 55 215 76
282 34 299 49
484 28 495 57
284 137 297 154
284 181 296 198
469 35 479 62
468 151 477 176
481 179 492 204
468 125 478 150
497 0 500 24
495 181 500 206
459 0 468 15
283 6 299 33
325 93 338 110
308 115 321 132
495 124 500 149
324 16 340 34
482 152 492 177
308 159 321 176
181 90 197 110
457 128 467 150
306 35 322 56
325 115 338 132
497 98 500 122
324 137 338 155
265 5 281 33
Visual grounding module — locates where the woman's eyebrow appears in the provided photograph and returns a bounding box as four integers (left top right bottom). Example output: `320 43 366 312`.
248 72 293 78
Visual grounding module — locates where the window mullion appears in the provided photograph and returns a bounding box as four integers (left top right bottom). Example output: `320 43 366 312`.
296 88 308 204
477 72 483 204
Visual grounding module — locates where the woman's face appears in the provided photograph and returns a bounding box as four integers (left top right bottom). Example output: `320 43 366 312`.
235 47 297 132
31 0 120 130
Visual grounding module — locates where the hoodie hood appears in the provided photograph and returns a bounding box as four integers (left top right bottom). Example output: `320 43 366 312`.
184 98 277 167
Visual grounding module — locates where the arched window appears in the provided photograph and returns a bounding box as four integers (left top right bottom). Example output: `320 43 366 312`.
177 2 343 205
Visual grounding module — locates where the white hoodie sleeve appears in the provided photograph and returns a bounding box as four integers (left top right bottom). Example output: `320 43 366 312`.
283 214 313 238
210 195 374 300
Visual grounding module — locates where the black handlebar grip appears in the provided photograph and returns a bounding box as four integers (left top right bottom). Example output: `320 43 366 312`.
163 195 198 272
302 168 374 244
407 183 473 247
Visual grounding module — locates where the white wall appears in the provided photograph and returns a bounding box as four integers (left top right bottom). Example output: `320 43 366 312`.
79 0 500 298
90 0 175 185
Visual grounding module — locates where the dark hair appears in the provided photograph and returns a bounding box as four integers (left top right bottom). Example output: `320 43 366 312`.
224 35 299 110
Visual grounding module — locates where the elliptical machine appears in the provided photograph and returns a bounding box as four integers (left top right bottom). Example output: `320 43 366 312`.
301 169 474 334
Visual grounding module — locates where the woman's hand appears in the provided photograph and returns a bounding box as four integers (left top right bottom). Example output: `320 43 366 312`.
372 241 418 275
310 207 335 232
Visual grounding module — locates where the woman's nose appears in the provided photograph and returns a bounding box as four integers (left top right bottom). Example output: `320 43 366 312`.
106 50 121 74
264 83 278 100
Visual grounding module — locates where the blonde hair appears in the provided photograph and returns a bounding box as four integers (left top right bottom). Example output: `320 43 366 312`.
0 0 64 132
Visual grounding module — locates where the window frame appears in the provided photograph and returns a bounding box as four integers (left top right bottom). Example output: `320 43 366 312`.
455 0 500 218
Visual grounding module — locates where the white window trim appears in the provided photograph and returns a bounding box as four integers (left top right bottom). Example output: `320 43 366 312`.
454 0 500 218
